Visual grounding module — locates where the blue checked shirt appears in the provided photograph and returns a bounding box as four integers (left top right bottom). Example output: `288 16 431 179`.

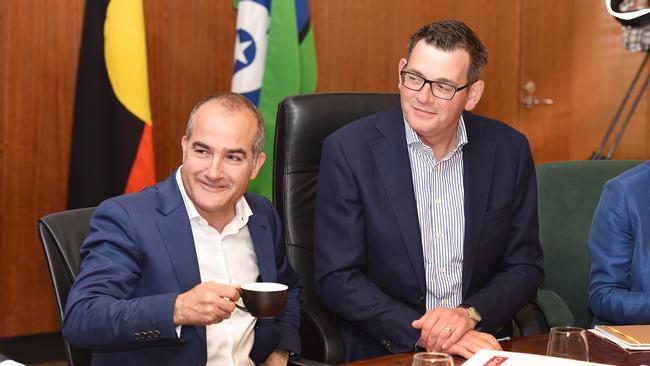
404 117 468 311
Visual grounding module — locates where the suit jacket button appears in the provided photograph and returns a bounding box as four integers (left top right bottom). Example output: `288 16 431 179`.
418 295 425 303
381 339 392 350
153 330 160 337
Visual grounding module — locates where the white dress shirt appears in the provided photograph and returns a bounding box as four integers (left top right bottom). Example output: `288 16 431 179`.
176 168 259 366
405 118 467 311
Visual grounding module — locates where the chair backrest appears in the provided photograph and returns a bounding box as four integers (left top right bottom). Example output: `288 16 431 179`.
536 160 643 328
273 93 399 363
38 207 95 366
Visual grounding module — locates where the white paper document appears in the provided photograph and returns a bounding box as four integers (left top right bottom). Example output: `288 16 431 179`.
463 350 613 366
590 325 650 351
0 361 26 366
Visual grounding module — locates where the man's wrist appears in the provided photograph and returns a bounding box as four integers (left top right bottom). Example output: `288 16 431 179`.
172 293 185 325
457 303 482 326
271 349 290 362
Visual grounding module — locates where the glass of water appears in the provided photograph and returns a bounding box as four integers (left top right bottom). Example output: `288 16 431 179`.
412 352 454 366
546 326 589 361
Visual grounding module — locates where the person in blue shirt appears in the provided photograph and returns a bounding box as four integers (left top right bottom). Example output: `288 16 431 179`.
588 161 650 325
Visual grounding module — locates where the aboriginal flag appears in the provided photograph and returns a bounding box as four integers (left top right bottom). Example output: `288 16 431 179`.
67 0 155 209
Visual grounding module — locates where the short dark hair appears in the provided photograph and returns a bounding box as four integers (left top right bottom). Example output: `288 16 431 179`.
407 20 488 84
185 92 265 159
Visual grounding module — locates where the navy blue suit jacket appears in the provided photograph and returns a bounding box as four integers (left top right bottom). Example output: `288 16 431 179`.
313 104 543 361
63 172 301 365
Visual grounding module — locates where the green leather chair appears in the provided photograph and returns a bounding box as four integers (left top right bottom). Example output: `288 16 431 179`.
534 160 643 329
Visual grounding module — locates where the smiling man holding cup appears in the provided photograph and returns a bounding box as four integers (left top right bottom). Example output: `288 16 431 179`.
63 92 301 366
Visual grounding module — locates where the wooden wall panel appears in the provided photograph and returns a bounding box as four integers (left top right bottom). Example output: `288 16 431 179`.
518 0 575 162
569 1 649 160
520 0 649 162
311 0 522 125
144 0 237 179
0 0 85 336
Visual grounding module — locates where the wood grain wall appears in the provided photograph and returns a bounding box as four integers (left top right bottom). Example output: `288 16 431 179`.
1 0 648 337
0 0 86 337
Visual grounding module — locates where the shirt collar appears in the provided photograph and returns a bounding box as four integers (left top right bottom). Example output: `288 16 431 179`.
404 115 469 157
175 167 252 232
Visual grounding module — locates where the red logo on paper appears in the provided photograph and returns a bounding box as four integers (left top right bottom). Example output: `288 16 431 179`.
482 356 509 366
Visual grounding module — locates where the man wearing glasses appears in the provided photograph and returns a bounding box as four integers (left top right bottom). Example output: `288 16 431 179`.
313 20 543 361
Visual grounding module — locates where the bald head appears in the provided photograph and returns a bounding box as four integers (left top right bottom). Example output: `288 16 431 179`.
185 92 265 158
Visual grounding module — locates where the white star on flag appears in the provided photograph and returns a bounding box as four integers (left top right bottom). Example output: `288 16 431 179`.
235 33 253 65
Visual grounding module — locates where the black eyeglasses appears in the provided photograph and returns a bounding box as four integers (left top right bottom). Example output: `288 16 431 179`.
400 68 471 100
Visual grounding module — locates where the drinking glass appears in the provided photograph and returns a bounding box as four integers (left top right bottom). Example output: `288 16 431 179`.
546 326 589 361
412 352 454 366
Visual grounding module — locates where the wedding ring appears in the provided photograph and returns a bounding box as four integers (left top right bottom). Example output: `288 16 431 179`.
444 325 454 335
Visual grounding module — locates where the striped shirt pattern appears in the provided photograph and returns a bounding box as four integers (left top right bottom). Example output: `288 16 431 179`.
404 117 468 311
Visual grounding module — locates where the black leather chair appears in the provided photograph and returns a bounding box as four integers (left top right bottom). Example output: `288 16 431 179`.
38 207 95 366
273 93 400 363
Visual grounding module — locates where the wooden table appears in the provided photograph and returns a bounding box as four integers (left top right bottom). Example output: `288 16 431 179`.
341 333 650 365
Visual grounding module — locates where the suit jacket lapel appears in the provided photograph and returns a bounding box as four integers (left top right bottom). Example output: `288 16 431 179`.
370 105 426 293
461 112 496 297
155 173 206 347
246 203 276 282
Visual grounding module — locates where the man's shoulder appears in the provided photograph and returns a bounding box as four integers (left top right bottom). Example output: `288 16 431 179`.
95 175 175 215
464 111 528 144
328 103 401 142
608 160 650 191
92 190 158 223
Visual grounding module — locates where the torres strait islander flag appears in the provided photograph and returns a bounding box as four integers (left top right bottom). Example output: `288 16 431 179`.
67 0 155 209
232 0 317 199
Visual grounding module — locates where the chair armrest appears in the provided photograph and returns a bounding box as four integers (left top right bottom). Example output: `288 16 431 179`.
300 305 345 363
514 303 548 336
534 289 575 328
513 289 575 335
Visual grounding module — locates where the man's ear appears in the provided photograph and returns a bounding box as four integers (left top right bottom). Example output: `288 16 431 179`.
181 136 188 161
397 58 408 89
250 152 266 180
464 80 484 111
